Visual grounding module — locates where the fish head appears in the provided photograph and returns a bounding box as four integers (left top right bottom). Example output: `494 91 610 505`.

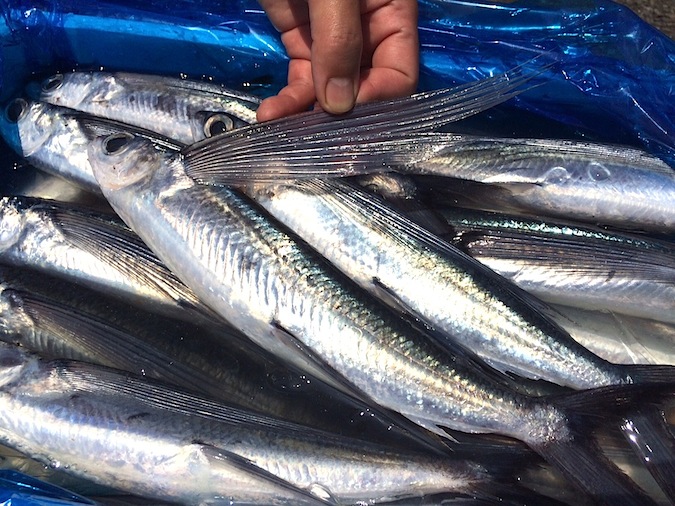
0 98 59 158
191 87 259 141
0 197 27 253
37 72 96 110
190 84 260 141
88 133 162 192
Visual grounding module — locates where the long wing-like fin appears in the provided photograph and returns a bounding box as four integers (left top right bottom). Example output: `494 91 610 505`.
12 290 234 401
189 444 332 506
50 206 222 323
455 231 675 282
268 320 453 455
183 59 552 184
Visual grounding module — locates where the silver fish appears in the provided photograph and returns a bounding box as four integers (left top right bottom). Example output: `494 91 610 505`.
243 178 671 390
0 265 254 401
0 115 443 454
32 62 543 183
0 265 424 445
184 132 675 233
30 69 634 389
0 342 495 505
88 132 666 505
36 71 260 144
0 194 219 324
437 206 675 324
415 137 675 232
0 98 187 195
0 99 101 193
545 304 675 367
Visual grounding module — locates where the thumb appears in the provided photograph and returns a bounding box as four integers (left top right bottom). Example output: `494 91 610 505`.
308 0 363 114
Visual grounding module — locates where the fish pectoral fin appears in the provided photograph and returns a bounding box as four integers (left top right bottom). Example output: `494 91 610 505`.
370 277 524 392
188 443 332 505
55 207 221 321
268 319 362 398
183 57 551 185
269 320 454 456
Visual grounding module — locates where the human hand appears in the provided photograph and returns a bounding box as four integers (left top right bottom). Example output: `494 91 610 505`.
257 0 419 122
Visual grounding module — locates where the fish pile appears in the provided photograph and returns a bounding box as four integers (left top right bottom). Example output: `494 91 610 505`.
0 63 672 506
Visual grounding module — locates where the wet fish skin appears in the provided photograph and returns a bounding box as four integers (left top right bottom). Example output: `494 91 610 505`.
25 67 618 387
0 343 495 505
245 178 639 390
438 207 675 325
0 99 101 193
0 348 324 505
554 305 675 366
88 133 665 505
0 171 445 448
31 69 638 389
413 137 675 232
37 71 261 144
88 133 525 438
0 194 219 324
0 266 422 446
183 119 675 233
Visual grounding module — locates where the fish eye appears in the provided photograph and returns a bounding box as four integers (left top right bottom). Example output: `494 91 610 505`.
41 74 64 93
4 99 27 123
203 113 235 138
102 133 134 155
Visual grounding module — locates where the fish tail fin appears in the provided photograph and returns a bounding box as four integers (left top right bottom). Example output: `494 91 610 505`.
532 384 675 505
614 360 675 497
447 433 588 505
622 363 675 384
532 436 655 506
620 407 675 503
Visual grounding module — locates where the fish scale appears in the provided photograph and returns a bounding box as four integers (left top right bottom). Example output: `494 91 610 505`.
89 135 542 441
87 133 667 505
3 66 672 502
244 179 626 389
0 343 505 505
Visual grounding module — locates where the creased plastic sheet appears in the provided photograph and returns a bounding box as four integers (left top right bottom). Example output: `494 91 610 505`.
0 0 672 165
0 471 94 506
416 0 675 168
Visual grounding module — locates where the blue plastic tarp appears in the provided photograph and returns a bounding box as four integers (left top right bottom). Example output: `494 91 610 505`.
0 0 672 164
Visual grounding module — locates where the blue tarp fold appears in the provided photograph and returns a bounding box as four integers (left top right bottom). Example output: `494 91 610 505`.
0 0 672 163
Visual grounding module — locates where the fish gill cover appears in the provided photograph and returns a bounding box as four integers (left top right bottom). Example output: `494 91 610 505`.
0 0 672 164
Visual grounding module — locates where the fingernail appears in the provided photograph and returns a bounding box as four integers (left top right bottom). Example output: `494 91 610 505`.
325 77 356 114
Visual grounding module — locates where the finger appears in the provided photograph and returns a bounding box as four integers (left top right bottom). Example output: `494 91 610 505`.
257 0 309 32
355 67 417 104
307 0 363 114
256 59 316 122
357 0 419 102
